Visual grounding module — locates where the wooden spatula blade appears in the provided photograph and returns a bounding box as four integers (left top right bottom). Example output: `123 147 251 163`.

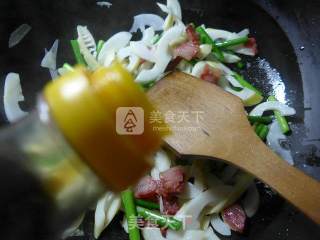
148 71 320 224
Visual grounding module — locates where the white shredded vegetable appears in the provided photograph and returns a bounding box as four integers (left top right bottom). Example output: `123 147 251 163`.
3 73 28 122
77 26 97 57
166 0 182 20
151 150 171 179
96 1 112 8
210 214 231 236
94 192 121 238
98 32 132 66
129 41 155 62
77 26 99 69
206 28 240 41
41 39 59 70
135 24 184 83
8 24 32 48
249 101 296 116
129 14 164 33
267 120 294 165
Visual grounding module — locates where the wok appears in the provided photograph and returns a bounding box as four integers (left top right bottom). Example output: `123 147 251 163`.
0 0 319 239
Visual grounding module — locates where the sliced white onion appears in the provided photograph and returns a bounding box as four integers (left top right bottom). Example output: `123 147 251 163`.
157 2 169 13
191 61 207 78
198 44 212 59
129 14 164 33
117 46 131 61
8 24 32 48
129 41 155 62
94 192 121 239
205 28 239 41
3 73 28 122
41 39 59 70
242 184 260 217
267 120 294 165
167 0 182 20
136 25 184 83
77 25 97 57
141 27 155 46
96 1 112 8
176 188 230 230
237 28 250 37
233 46 255 56
62 213 85 239
249 101 296 116
210 214 231 236
222 52 241 63
179 182 203 200
98 32 132 66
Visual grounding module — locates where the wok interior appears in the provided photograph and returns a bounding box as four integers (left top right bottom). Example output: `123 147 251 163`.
0 0 319 239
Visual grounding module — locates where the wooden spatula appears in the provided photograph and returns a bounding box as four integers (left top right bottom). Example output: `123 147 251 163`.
147 71 320 224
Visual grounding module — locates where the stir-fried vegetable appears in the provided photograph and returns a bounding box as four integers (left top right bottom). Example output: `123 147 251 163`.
196 26 225 61
121 189 141 240
215 36 248 48
5 0 298 239
268 96 290 134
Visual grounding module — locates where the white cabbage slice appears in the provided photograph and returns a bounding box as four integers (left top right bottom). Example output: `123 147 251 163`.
3 73 28 122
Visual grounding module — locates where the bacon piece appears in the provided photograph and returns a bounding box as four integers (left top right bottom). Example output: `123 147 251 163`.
222 204 246 233
162 196 180 215
173 42 199 61
173 24 200 61
134 176 158 199
244 37 258 55
158 166 186 197
186 24 200 45
200 64 222 84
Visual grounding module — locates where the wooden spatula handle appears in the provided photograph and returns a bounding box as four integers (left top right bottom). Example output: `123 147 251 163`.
234 136 320 223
